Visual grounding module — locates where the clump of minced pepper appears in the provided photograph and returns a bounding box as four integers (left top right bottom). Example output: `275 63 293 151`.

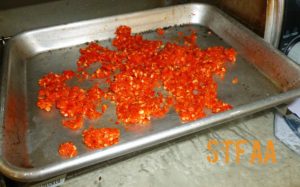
58 142 78 158
82 127 120 149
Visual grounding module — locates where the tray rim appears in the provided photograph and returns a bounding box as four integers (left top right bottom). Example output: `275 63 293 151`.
1 3 300 182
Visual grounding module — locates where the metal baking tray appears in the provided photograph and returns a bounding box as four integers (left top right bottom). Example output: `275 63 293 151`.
2 3 300 182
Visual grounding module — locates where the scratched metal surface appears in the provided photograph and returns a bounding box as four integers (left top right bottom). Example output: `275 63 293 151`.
63 110 300 187
23 24 279 168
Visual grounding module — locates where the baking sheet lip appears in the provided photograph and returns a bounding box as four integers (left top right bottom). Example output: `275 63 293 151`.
2 88 300 182
5 3 210 61
8 3 212 45
207 3 300 91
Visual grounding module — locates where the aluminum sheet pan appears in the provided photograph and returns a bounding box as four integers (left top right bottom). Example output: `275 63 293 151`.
2 3 300 182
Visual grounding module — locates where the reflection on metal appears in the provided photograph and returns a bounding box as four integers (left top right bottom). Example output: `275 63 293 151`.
0 36 11 46
0 37 11 71
264 0 285 47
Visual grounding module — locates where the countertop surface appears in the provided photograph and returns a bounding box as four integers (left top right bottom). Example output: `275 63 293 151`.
63 111 300 187
0 1 299 187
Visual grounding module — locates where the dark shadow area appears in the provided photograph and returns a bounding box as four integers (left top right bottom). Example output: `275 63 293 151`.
0 0 59 10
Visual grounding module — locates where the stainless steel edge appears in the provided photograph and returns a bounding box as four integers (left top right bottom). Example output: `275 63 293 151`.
10 3 210 59
264 0 285 47
205 3 300 91
0 0 192 37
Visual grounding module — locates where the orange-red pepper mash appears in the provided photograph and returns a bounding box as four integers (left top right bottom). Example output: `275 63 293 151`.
37 26 236 154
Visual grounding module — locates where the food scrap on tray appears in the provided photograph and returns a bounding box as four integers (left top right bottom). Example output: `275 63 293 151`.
83 127 120 149
36 25 237 157
232 77 239 84
58 142 78 158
